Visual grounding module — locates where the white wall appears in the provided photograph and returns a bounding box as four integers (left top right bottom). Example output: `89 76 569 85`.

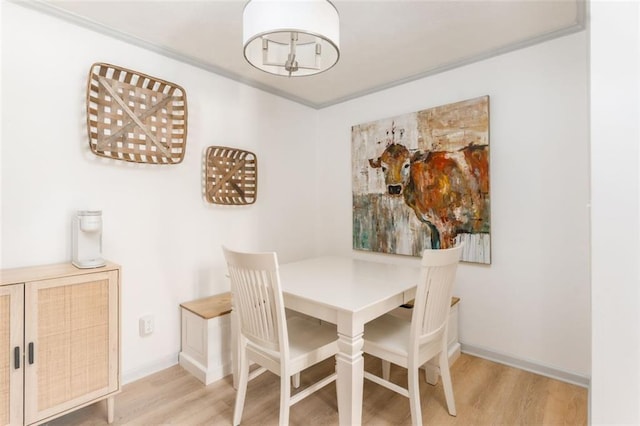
1 2 319 381
317 32 591 379
590 1 640 423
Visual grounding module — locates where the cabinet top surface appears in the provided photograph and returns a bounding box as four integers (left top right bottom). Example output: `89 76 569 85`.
0 261 120 286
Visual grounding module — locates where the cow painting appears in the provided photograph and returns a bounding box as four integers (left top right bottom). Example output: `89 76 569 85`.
352 95 490 264
368 142 489 250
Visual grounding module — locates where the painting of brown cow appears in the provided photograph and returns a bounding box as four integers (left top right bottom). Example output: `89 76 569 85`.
368 142 489 250
352 95 490 264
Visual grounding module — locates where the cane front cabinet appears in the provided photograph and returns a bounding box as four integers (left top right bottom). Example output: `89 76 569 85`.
0 262 120 425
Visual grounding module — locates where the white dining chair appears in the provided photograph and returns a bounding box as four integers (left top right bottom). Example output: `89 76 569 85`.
222 247 338 426
362 244 463 426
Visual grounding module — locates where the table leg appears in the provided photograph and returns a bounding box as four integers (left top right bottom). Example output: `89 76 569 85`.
335 317 364 426
424 361 440 385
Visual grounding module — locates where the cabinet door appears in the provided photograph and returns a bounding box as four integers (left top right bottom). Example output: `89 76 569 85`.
23 271 119 425
0 284 24 426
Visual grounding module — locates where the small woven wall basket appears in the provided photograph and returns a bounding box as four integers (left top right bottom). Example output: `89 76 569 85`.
205 146 257 205
86 63 188 164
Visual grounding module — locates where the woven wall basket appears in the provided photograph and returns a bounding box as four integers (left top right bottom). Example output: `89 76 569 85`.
205 146 257 205
86 63 188 164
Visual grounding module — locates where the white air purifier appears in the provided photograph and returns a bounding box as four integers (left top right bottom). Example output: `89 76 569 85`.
72 210 106 268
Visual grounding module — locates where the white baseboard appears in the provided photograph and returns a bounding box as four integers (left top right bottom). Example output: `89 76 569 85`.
461 343 590 388
122 352 180 385
179 352 233 385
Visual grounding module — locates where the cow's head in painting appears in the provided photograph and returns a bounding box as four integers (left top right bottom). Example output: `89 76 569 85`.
368 143 411 196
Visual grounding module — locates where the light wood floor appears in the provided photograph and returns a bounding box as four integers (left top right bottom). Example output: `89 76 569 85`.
46 353 587 425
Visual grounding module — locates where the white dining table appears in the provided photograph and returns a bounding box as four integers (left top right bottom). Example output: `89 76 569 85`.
278 256 420 426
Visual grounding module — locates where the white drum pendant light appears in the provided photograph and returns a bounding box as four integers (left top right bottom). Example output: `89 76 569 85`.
243 0 340 77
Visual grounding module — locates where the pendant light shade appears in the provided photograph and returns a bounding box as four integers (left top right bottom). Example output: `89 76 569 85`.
243 0 340 77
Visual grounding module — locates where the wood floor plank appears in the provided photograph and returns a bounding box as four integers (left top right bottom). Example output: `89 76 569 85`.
44 354 587 425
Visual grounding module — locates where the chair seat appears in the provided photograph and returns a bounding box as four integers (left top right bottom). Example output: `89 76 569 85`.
364 313 445 369
248 316 338 374
287 316 338 372
364 314 411 361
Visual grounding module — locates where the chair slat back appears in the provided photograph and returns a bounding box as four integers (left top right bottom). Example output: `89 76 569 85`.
411 245 463 348
223 247 287 353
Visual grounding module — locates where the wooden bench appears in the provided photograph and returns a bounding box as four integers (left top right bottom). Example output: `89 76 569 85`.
179 292 233 385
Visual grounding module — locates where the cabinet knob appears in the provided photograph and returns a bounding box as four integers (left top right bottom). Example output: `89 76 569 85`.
28 342 34 364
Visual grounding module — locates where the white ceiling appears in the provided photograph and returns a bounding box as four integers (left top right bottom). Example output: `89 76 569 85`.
26 0 585 109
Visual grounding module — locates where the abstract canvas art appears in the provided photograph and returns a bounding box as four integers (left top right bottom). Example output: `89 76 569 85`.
352 96 491 264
